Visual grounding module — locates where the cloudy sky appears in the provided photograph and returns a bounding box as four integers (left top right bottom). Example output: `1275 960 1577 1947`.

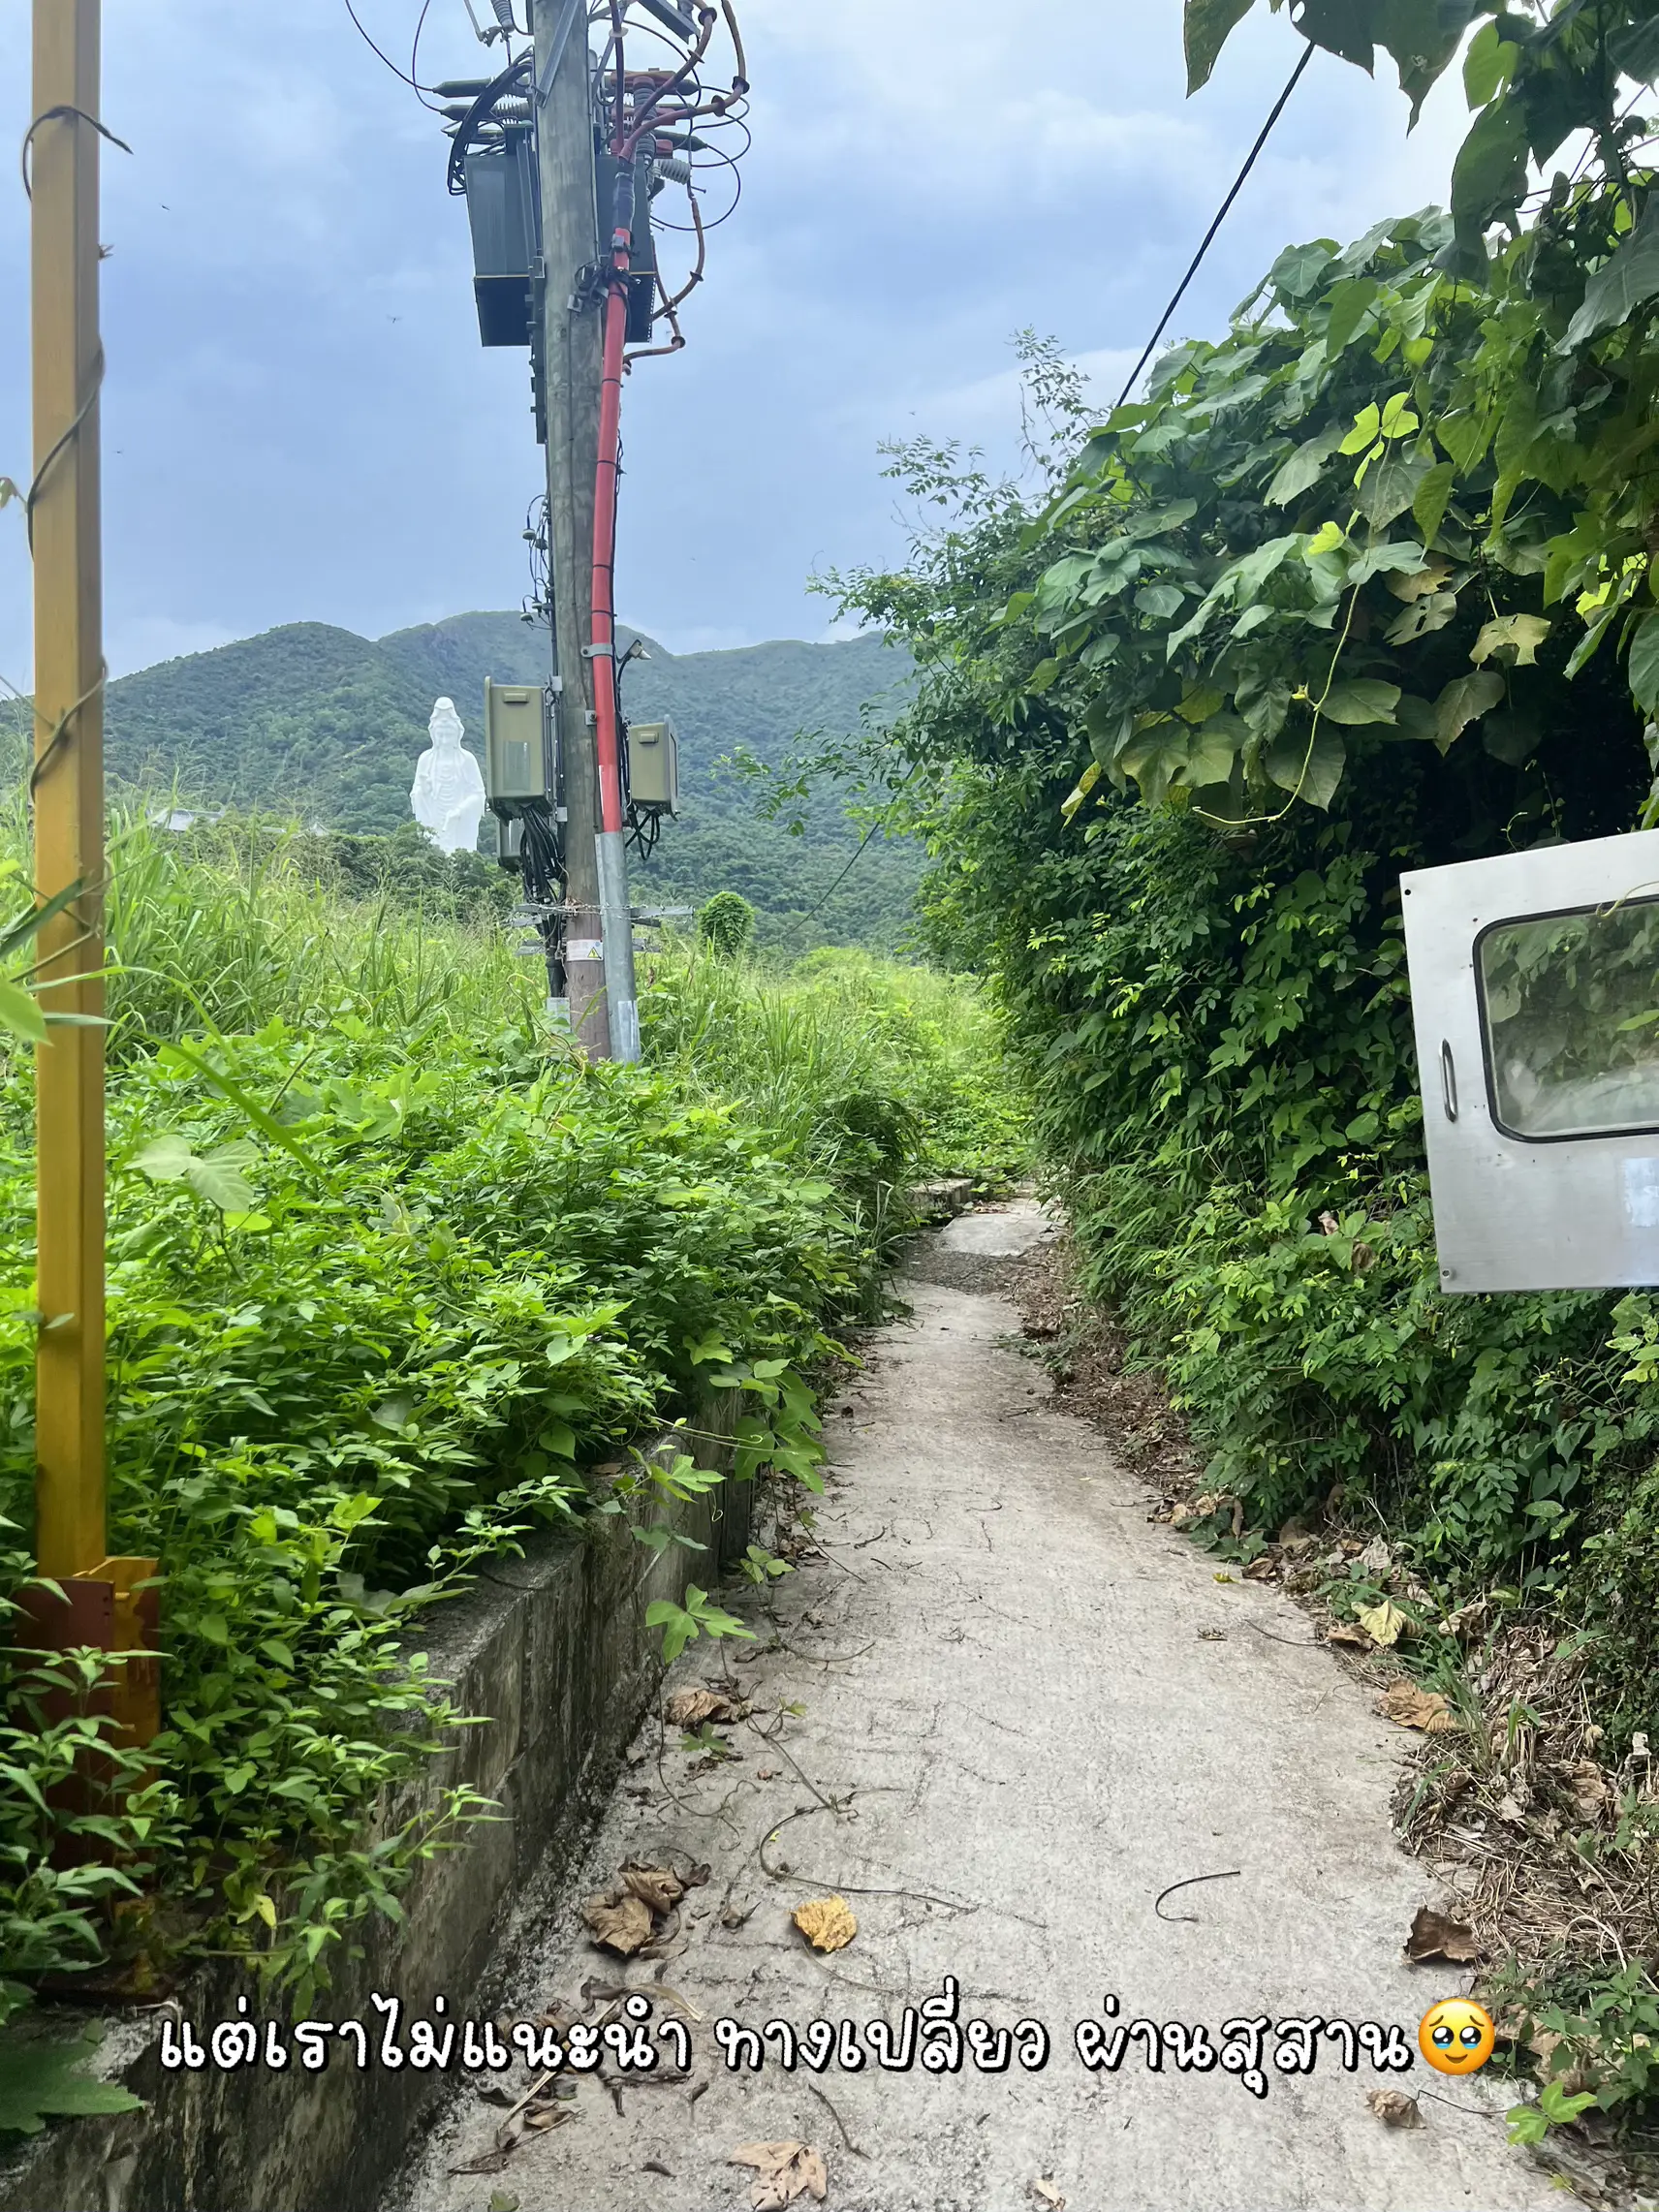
0 0 1473 687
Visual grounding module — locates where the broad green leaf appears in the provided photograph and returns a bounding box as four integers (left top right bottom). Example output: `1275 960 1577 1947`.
1446 101 1528 274
1117 724 1195 808
1386 589 1458 646
0 2034 142 2135
1433 669 1506 751
1435 409 1492 474
1268 239 1339 301
1611 16 1659 86
1325 276 1380 357
1355 446 1432 530
1266 724 1347 809
1134 582 1187 621
1267 428 1343 507
1562 199 1659 352
0 979 48 1045
183 1143 259 1215
1471 613 1550 668
1347 540 1426 587
1320 679 1399 726
130 1134 195 1184
1340 403 1383 456
1180 716 1247 790
1462 19 1518 107
1629 610 1659 716
1183 0 1256 91
1411 460 1456 547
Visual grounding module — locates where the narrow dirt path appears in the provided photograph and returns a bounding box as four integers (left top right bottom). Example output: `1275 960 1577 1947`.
390 1205 1554 2212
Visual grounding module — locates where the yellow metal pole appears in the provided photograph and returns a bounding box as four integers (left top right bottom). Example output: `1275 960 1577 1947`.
31 0 107 1581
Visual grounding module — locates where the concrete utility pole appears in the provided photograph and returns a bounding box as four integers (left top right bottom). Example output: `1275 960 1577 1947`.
533 0 636 1059
28 0 158 1742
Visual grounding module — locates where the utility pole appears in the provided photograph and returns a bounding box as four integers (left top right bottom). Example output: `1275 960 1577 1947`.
534 0 612 1056
31 0 107 1581
27 0 158 1742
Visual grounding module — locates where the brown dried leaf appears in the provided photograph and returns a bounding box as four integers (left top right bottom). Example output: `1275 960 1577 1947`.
1325 1622 1373 1650
1242 1556 1278 1581
1378 1680 1456 1733
582 1890 654 1955
620 1863 686 1915
730 2141 829 2209
1366 2088 1423 2128
664 1687 747 1728
1568 1760 1611 1822
1404 1905 1479 1964
793 1895 857 1953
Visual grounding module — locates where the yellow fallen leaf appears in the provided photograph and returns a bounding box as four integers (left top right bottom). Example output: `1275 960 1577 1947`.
793 1896 857 1952
1357 1599 1408 1647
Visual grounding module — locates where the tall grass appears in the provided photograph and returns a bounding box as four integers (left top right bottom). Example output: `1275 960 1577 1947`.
90 812 538 1052
640 939 1025 1186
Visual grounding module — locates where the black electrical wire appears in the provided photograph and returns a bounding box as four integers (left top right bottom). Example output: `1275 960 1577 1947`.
342 0 445 99
1114 39 1314 408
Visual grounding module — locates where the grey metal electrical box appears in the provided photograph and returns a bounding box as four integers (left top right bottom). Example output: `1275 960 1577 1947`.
1402 827 1659 1293
627 718 678 814
463 137 539 347
484 680 547 801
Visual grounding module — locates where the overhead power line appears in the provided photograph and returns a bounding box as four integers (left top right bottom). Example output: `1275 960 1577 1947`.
1114 39 1315 409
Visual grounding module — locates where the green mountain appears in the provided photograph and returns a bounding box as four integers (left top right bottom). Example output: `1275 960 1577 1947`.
5 614 918 950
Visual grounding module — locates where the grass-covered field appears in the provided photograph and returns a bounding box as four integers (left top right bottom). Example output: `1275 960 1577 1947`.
0 817 1022 2036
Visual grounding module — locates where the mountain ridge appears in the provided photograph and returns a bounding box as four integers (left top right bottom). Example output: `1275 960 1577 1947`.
2 613 920 949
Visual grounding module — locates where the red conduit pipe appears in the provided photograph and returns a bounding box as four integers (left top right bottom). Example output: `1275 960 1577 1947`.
589 167 633 840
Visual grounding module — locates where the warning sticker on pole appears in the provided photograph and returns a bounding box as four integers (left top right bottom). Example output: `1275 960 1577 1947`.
566 939 604 963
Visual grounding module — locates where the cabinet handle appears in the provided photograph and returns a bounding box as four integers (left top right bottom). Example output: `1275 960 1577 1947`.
1440 1040 1458 1123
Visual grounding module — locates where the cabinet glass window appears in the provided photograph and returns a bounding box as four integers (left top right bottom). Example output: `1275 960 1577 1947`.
1478 895 1659 1139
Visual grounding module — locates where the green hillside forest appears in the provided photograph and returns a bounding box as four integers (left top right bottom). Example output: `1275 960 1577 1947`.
2 616 920 951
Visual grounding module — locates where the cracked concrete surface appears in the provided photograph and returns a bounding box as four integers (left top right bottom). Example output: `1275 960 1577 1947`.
387 1204 1554 2212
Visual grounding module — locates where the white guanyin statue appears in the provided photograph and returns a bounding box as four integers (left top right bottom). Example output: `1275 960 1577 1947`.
410 697 487 855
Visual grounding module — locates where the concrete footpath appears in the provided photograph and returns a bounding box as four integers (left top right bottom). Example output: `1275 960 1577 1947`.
387 1204 1555 2212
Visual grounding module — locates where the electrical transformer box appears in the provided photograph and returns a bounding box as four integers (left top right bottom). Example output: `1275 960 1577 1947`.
627 719 678 815
1402 826 1659 1293
484 680 548 801
464 137 539 347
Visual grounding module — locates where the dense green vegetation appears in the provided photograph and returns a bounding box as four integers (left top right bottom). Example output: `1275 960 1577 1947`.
781 0 1659 2138
0 815 1017 2043
0 614 922 951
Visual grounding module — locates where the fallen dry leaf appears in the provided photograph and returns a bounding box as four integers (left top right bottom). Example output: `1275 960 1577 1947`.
1030 2178 1067 2208
730 2140 829 2209
582 1890 654 1955
1242 1556 1277 1581
1404 1905 1479 1965
665 1687 746 1729
621 1863 685 1915
1357 1598 1408 1648
793 1896 857 1953
1366 2088 1423 2129
1378 1680 1456 1733
1568 1760 1611 1822
1325 1622 1373 1651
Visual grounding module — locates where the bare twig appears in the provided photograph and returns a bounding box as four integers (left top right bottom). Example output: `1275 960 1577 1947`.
1154 1868 1241 1923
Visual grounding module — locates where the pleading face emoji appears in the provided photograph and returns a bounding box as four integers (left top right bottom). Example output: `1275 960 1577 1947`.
1418 1998 1496 2074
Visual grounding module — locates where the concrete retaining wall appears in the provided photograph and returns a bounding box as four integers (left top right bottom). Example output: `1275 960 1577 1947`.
0 1414 750 2212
